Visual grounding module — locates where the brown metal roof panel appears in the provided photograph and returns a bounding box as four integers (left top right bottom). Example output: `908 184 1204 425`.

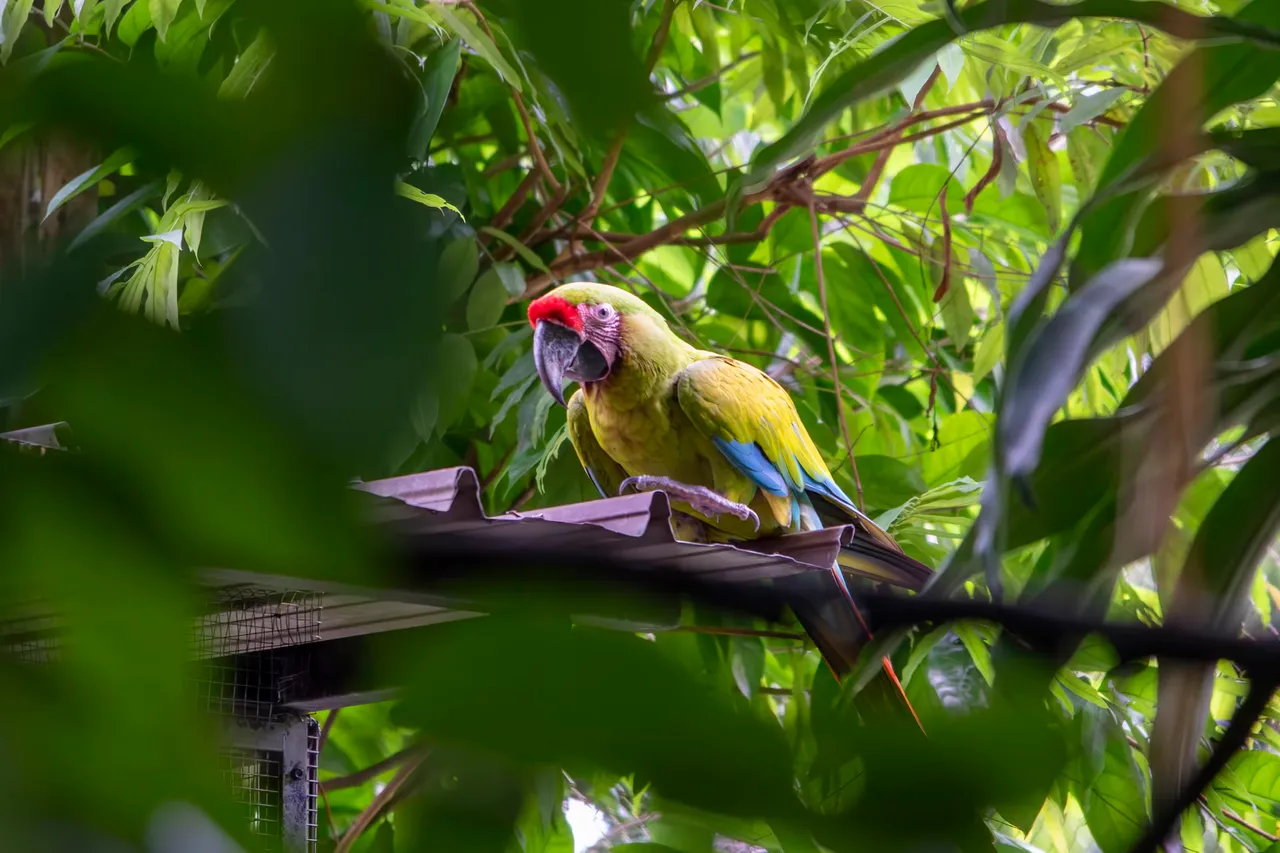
356 467 485 518
514 491 674 541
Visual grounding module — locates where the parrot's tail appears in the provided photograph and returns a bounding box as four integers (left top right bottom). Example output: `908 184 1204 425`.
836 536 933 591
787 567 926 732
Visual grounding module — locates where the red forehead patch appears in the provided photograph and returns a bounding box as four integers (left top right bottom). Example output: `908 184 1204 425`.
527 295 582 331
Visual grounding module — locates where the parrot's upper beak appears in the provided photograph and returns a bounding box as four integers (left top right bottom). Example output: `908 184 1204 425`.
532 320 610 406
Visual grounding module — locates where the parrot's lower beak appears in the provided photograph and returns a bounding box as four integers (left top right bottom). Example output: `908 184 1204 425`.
533 320 610 406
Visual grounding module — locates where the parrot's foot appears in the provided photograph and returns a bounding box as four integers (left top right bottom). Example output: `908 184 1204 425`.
619 475 760 532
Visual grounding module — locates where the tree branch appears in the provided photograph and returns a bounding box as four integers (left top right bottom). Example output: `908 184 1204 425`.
333 750 429 853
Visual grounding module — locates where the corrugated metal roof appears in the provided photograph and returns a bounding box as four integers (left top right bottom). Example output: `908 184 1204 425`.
356 465 854 582
0 422 69 452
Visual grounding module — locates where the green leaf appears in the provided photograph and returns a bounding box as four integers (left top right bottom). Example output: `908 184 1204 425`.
434 333 477 434
408 38 462 161
953 622 994 686
1066 126 1109 195
490 262 526 299
467 267 508 331
103 0 130 35
116 0 153 46
501 0 648 139
410 382 438 443
1 0 34 64
0 120 33 154
628 108 722 208
42 0 62 28
1023 121 1062 236
1235 232 1275 281
1081 734 1148 853
1224 751 1280 804
217 30 273 99
480 226 550 275
1058 89 1126 136
889 164 964 214
1000 257 1163 479
149 0 182 42
45 147 134 222
730 637 763 699
972 320 1003 385
425 1 522 92
938 273 973 350
902 625 951 687
438 238 479 305
395 181 464 219
69 180 164 252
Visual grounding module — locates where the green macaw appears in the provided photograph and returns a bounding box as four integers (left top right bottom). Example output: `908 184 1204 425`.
528 281 931 684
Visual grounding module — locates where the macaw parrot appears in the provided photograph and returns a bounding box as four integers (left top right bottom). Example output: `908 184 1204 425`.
527 281 931 696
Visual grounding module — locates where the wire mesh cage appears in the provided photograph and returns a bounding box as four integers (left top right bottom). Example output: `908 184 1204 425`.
198 588 323 852
193 587 323 723
2 585 324 853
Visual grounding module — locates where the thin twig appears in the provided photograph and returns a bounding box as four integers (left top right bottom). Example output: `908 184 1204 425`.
808 201 864 508
318 708 340 754
665 51 761 100
487 168 541 234
320 745 425 794
333 751 429 853
1221 807 1280 843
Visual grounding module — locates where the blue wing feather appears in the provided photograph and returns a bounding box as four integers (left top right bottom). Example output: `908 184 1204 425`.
711 437 788 496
713 437 839 532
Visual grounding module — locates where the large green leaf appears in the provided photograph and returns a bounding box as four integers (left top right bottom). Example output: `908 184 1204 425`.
408 37 462 161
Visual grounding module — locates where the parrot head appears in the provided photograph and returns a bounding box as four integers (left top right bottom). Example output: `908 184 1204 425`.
527 282 661 406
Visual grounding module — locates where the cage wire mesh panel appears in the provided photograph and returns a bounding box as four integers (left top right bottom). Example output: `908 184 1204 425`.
222 716 321 853
1 586 323 852
0 608 60 663
199 588 322 853
222 744 284 849
193 587 323 722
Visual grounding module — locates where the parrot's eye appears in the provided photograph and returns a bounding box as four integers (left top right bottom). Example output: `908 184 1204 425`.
593 304 614 320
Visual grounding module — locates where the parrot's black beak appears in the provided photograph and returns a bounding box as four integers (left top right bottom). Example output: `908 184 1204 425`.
533 321 610 407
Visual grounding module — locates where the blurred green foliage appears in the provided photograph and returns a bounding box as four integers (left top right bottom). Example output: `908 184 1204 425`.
4 0 1280 851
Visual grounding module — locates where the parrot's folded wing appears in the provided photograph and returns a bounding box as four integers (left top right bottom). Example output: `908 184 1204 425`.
566 389 628 498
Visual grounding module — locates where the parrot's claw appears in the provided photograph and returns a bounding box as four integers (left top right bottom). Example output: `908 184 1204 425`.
619 476 760 532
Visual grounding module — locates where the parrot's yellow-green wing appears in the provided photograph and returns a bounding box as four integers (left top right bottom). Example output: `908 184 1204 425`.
675 356 930 589
566 389 628 499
